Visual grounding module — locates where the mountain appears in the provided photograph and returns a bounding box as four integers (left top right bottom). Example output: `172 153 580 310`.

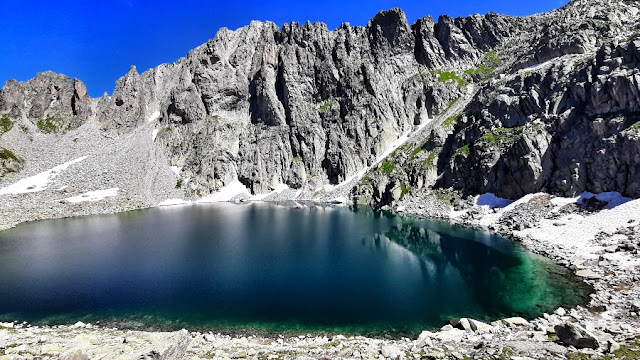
0 0 639 227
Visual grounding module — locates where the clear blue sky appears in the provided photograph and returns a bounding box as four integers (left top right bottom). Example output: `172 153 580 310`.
1 0 567 97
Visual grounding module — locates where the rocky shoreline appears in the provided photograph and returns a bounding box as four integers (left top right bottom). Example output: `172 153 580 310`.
1 193 639 359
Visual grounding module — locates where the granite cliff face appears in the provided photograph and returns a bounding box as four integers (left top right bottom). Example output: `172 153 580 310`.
1 0 639 208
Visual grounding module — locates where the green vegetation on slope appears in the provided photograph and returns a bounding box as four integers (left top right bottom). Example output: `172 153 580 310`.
36 115 83 134
625 121 640 137
0 114 13 135
319 100 337 111
379 161 396 175
483 51 502 68
464 66 495 76
442 114 461 128
0 148 19 161
456 144 470 156
481 126 524 146
432 70 467 87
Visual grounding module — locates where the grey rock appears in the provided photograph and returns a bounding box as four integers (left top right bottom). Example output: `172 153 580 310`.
0 72 90 133
554 323 600 349
60 350 89 360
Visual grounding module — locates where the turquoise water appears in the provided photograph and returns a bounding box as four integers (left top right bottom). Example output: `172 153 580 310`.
0 203 590 336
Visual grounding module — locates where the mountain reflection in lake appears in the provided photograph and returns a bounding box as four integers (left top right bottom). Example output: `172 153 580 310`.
0 203 590 336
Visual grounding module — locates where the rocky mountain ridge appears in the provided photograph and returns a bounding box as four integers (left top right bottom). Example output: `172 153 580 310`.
0 0 639 212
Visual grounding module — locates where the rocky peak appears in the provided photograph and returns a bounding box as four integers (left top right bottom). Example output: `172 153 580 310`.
0 71 90 132
366 8 413 53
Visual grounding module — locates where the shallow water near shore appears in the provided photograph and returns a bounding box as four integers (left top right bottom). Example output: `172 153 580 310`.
0 203 591 337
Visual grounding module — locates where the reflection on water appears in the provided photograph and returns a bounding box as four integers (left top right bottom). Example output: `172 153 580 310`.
0 203 590 336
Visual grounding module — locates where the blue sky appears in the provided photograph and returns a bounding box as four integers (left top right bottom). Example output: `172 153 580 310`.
1 0 567 97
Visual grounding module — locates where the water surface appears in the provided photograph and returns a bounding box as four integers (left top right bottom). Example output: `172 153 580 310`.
0 203 590 336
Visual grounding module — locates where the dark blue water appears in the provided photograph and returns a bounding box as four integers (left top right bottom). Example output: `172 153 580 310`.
0 203 590 336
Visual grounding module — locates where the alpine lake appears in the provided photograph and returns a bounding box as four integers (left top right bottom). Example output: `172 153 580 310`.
0 202 591 337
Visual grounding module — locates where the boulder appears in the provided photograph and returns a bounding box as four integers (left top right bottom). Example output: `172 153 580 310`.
60 350 90 360
468 319 493 333
450 318 473 331
416 331 434 348
381 344 404 359
499 317 530 327
575 269 602 279
554 323 600 349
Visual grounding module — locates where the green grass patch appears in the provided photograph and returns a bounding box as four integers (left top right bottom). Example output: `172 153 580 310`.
36 115 68 134
483 51 502 68
482 132 498 143
0 148 19 161
456 144 470 156
442 114 461 128
433 190 452 202
432 70 467 87
411 145 424 157
319 100 337 111
0 114 13 135
464 66 495 76
421 152 438 169
379 161 396 175
481 126 524 146
209 115 221 121
625 121 640 136
157 127 172 138
607 338 640 359
400 183 410 199
175 178 183 189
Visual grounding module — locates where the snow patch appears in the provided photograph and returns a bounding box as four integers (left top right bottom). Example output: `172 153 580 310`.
550 195 581 208
253 183 289 200
197 181 250 203
475 193 514 209
578 192 631 209
524 59 554 71
0 156 88 196
519 197 640 261
170 166 182 177
414 118 434 133
474 193 544 228
152 129 159 141
158 198 192 207
65 188 119 203
147 110 160 123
